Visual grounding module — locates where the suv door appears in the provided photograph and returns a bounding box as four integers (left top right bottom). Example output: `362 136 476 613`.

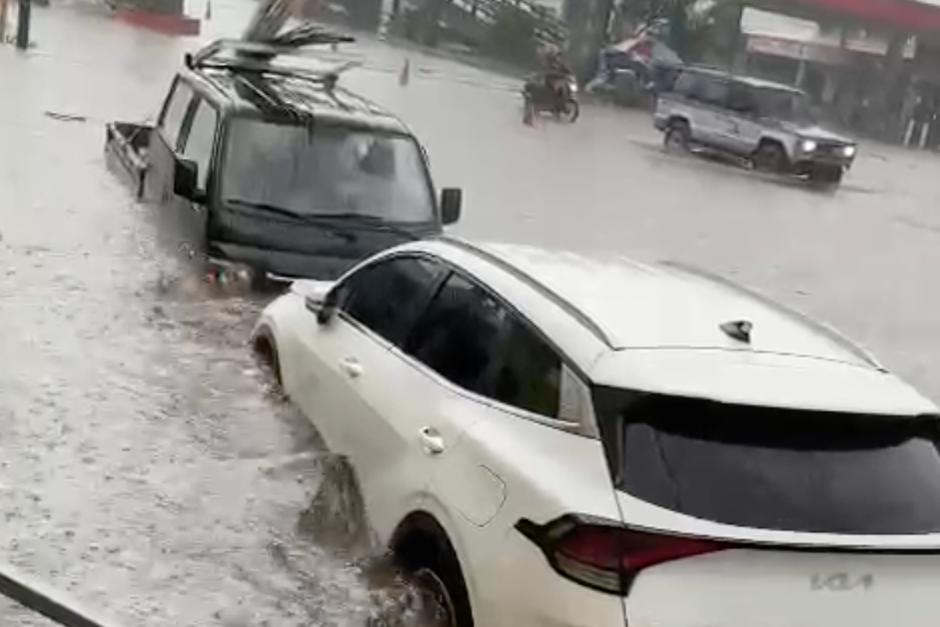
146 76 194 204
364 269 520 537
394 274 624 627
290 255 448 532
725 82 763 156
171 97 219 259
695 76 738 150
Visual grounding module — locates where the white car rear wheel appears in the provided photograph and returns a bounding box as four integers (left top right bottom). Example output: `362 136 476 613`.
394 517 474 627
413 567 458 627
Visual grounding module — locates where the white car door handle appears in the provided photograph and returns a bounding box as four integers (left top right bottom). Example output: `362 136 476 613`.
339 357 363 378
418 427 446 455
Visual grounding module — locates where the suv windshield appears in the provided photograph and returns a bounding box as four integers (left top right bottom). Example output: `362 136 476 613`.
595 390 940 535
753 87 815 123
223 118 436 223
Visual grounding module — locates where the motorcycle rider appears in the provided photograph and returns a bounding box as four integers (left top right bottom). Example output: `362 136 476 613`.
543 46 573 105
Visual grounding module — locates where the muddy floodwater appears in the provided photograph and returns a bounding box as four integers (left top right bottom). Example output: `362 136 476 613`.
4 1 940 625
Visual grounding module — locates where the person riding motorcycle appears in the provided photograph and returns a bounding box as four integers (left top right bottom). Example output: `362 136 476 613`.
543 47 573 105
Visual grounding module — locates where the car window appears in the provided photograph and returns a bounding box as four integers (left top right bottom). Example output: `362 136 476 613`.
407 272 509 396
728 83 757 114
222 120 436 223
407 272 562 416
339 256 445 347
492 317 561 417
181 99 219 191
699 77 730 108
159 78 194 151
596 391 940 534
673 71 699 98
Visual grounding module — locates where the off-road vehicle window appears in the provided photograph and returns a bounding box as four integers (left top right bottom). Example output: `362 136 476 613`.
181 99 218 190
223 120 437 223
159 79 194 150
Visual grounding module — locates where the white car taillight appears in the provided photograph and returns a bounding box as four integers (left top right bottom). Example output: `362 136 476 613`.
517 516 728 595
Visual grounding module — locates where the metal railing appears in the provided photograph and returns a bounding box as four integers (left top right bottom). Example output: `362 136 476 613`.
449 0 566 46
0 561 118 627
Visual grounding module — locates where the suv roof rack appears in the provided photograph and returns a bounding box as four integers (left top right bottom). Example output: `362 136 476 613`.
186 29 359 90
189 24 354 65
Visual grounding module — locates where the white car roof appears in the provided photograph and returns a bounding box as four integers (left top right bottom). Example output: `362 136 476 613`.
454 242 871 363
389 239 937 416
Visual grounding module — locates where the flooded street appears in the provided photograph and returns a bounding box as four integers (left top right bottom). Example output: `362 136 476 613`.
3 1 940 624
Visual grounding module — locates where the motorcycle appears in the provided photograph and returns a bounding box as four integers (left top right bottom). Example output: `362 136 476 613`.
522 74 580 125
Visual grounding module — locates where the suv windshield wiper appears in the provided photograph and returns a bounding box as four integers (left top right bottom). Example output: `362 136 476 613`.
318 213 423 241
227 200 357 241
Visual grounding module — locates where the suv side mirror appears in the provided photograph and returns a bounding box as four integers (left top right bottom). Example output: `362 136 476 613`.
173 158 203 201
441 188 462 225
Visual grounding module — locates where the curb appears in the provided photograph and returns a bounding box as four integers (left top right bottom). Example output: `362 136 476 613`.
113 8 200 36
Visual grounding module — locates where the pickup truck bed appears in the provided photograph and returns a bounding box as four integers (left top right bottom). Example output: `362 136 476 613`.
105 122 151 200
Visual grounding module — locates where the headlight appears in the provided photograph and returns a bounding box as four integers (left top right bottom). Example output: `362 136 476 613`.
568 81 579 94
842 145 857 158
800 139 818 153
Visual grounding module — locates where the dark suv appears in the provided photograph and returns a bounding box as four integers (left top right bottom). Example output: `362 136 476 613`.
106 36 461 284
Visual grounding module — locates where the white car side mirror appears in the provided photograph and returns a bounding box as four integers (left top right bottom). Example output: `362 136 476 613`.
296 282 336 324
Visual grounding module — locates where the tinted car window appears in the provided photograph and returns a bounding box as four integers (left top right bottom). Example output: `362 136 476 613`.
673 71 699 98
728 83 757 114
181 99 218 190
699 77 730 107
223 120 436 223
754 87 815 123
597 391 940 534
340 257 444 347
407 272 508 396
493 318 561 417
159 79 194 151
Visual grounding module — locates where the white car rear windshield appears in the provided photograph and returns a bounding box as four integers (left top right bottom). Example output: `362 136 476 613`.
595 390 940 535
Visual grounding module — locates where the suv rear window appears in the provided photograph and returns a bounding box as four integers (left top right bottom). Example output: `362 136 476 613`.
673 71 698 98
673 72 728 107
595 391 940 535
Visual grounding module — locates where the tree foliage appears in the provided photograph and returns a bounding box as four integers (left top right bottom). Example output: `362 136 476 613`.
485 4 540 67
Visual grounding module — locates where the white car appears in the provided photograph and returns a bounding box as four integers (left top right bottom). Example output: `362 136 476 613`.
252 237 940 627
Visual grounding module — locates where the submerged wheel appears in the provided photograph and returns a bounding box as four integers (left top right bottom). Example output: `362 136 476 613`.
413 567 459 627
394 518 474 627
753 142 788 173
252 332 281 385
564 99 580 123
664 121 690 152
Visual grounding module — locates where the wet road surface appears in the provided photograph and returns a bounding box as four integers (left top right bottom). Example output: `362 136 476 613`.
3 1 940 624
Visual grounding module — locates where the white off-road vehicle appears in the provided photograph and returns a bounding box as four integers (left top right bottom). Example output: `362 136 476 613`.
655 67 857 185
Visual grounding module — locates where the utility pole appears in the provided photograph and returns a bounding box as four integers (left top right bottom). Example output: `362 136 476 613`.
0 0 8 44
15 0 29 50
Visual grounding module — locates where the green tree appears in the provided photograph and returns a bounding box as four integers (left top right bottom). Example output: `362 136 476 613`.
485 4 540 67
